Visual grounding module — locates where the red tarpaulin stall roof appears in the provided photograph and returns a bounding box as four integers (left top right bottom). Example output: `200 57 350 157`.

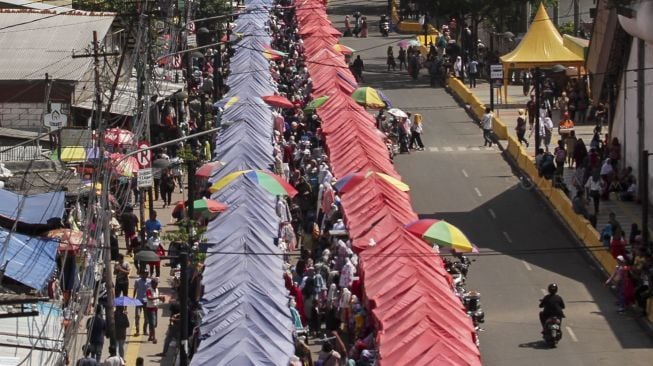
297 2 482 364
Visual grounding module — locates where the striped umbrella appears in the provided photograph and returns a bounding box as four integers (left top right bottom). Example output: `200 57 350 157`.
405 219 474 252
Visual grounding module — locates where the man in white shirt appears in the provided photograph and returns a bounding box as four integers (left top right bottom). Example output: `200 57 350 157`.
102 346 124 366
481 107 493 147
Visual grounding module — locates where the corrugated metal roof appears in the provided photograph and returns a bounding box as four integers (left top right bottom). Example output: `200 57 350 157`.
0 0 73 13
0 10 115 81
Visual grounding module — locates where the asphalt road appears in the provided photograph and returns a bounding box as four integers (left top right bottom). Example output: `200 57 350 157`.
329 1 653 365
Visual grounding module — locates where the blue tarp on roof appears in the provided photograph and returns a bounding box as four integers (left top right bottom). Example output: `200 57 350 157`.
0 228 58 290
0 189 65 225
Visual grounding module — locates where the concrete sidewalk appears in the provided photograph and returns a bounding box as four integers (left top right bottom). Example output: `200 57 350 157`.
71 188 186 366
469 81 653 241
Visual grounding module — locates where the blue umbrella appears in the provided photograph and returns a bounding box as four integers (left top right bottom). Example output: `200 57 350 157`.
114 296 143 307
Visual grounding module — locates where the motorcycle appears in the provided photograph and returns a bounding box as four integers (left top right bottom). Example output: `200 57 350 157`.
379 15 389 37
542 316 562 347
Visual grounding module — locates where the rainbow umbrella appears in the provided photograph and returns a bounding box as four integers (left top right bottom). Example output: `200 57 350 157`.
333 44 355 55
304 95 329 112
263 45 287 60
351 87 392 109
192 198 228 219
405 219 474 252
334 171 409 193
210 170 298 197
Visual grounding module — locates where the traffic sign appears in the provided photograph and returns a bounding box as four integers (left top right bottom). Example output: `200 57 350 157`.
138 168 153 188
490 64 504 80
136 140 151 168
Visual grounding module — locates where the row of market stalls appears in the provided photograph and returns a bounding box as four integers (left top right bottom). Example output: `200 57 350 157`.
295 0 482 364
190 0 295 365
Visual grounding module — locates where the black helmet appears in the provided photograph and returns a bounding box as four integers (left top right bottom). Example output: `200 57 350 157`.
548 283 558 295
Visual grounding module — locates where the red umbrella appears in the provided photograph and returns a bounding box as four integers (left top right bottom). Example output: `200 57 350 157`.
103 128 134 147
261 95 294 109
196 161 225 178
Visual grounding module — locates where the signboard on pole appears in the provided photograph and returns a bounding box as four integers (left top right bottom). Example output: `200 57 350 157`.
138 168 153 188
136 140 151 168
43 103 68 130
490 64 504 80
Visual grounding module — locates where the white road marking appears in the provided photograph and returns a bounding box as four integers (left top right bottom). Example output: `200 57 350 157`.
503 231 513 244
461 169 469 178
488 208 496 219
541 289 547 296
428 147 439 152
457 146 467 151
474 187 482 197
443 146 453 152
566 326 579 342
522 260 532 271
470 146 480 151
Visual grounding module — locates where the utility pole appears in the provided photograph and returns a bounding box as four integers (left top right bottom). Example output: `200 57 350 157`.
638 39 648 248
72 31 120 129
573 0 580 36
73 29 120 349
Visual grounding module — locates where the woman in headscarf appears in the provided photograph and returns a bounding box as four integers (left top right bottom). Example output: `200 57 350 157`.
453 56 464 81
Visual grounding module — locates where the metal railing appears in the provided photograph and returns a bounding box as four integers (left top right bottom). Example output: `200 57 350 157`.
0 146 46 161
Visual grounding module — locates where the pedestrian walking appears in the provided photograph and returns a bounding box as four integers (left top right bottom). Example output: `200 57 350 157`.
86 307 106 362
398 47 407 70
410 114 425 150
526 94 536 130
585 173 604 215
605 255 629 312
554 140 567 180
387 46 397 71
135 358 144 366
114 254 130 298
144 211 162 238
170 157 184 193
480 107 493 147
344 15 352 37
132 269 151 336
351 55 364 82
565 131 577 167
158 310 180 356
515 109 529 146
159 169 175 208
360 16 368 38
113 307 130 359
119 206 138 256
145 278 165 343
541 115 553 152
102 346 124 366
453 56 463 81
467 58 478 88
76 346 99 366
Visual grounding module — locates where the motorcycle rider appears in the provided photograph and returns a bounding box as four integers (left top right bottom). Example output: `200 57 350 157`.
539 283 565 331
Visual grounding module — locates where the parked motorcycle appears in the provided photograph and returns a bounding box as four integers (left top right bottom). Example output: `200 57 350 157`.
542 316 562 347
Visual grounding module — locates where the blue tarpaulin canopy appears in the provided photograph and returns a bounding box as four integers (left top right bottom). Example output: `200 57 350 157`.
0 228 58 290
0 189 65 225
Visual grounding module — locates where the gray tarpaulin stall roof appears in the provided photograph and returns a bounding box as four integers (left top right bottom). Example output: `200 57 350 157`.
0 189 65 225
194 180 293 366
0 228 58 290
192 0 294 364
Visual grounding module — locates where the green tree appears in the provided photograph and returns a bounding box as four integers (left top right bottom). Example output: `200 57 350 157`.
558 21 575 35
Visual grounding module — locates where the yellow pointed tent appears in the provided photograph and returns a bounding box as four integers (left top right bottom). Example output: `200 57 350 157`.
500 3 584 99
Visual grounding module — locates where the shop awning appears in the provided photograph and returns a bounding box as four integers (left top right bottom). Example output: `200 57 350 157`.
0 189 65 225
0 228 58 290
